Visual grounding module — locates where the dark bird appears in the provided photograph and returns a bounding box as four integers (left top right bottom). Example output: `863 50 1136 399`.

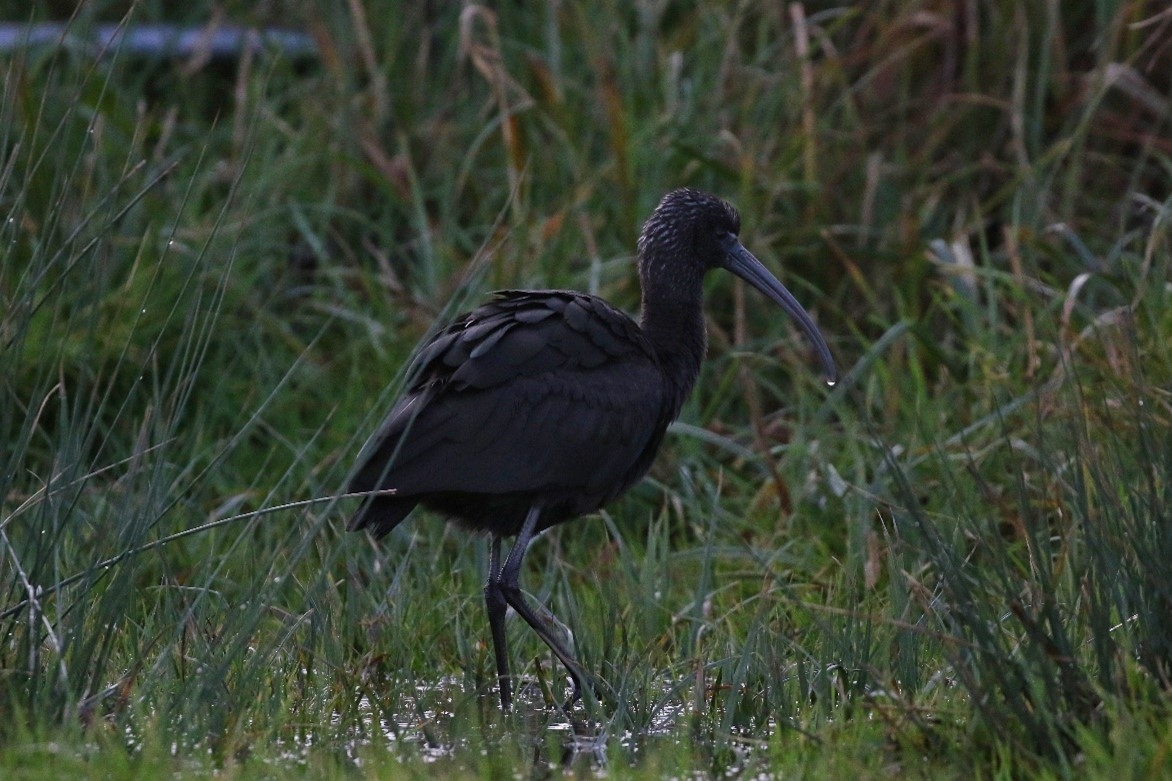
348 188 836 710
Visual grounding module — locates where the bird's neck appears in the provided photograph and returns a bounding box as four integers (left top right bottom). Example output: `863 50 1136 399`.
640 297 707 419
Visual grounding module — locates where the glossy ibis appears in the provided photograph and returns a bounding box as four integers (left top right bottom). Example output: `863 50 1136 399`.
348 188 836 710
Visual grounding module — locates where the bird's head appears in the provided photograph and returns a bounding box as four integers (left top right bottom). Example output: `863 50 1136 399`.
637 188 742 276
637 188 837 383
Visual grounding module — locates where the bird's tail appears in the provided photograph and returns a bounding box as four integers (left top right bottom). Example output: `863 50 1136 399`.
347 495 416 539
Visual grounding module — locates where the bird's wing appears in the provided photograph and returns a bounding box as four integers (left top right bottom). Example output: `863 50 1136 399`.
350 291 668 500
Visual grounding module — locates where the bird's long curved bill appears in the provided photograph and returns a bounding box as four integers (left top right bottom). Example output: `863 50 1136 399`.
724 241 837 384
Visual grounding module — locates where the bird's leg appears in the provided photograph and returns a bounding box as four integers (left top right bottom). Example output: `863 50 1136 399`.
498 505 595 710
485 535 513 710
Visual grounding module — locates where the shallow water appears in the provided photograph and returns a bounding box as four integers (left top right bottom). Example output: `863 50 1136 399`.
331 672 786 777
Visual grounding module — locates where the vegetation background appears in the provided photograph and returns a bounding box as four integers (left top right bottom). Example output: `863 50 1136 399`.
3 0 1171 778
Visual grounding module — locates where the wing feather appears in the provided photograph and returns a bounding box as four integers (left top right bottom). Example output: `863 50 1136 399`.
350 291 669 510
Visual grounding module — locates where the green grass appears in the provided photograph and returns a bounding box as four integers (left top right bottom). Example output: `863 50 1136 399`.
4 1 1172 778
